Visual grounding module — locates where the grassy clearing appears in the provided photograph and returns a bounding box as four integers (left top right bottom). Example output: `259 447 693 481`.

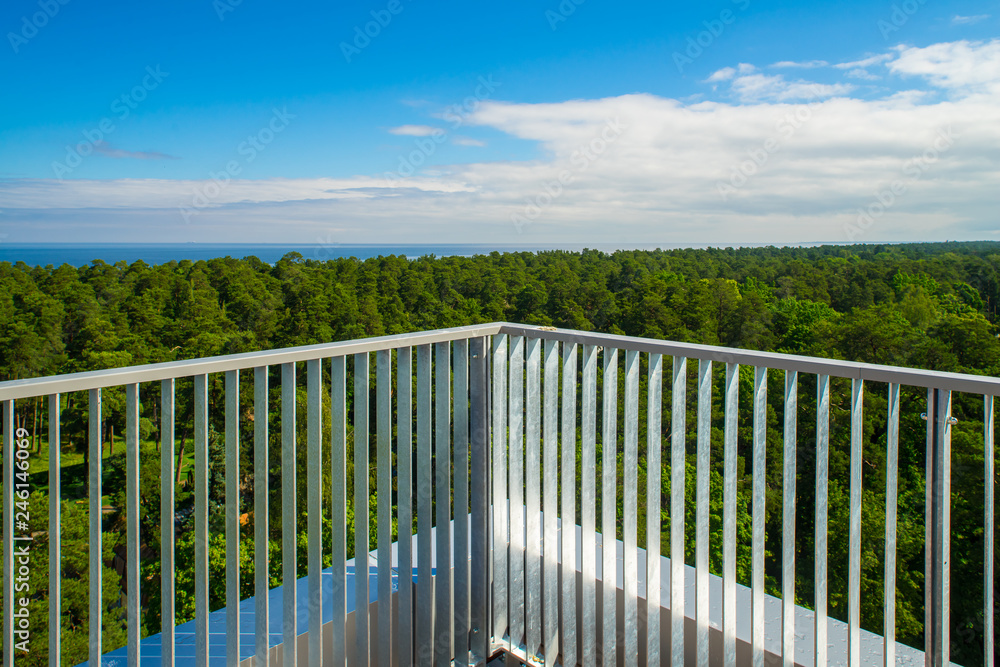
23 436 197 506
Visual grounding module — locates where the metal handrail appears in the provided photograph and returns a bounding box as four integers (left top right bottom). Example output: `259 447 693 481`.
496 322 1000 394
3 321 999 400
1 323 996 667
0 323 502 401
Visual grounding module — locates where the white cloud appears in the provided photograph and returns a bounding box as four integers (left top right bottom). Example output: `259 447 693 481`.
771 60 829 68
845 68 880 81
834 54 893 69
828 54 893 84
2 40 999 245
0 176 473 210
388 124 442 136
453 136 486 147
889 39 1000 96
952 14 990 25
706 67 736 82
708 63 756 81
728 73 853 102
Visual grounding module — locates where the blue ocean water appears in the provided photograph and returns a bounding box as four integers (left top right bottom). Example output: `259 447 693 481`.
0 243 590 267
0 241 840 268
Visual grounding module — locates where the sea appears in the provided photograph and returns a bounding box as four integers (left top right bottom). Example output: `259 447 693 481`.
0 241 844 268
0 243 587 268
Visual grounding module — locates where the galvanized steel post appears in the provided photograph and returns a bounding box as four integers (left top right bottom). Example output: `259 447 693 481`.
470 336 492 664
925 388 952 667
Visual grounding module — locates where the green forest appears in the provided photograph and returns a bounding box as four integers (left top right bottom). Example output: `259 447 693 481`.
1 241 999 666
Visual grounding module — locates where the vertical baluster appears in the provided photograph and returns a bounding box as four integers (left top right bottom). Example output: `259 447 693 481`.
89 389 104 665
492 335 509 647
782 371 797 667
332 357 348 666
884 384 900 667
49 394 61 667
925 389 933 662
454 340 470 661
926 388 952 667
815 375 830 667
355 353 371 664
253 369 268 667
526 337 542 662
307 360 322 666
377 350 393 667
194 376 209 667
543 339 560 665
469 336 492 663
509 336 525 651
647 354 663 667
696 360 712 667
603 348 619 667
127 383 141 667
623 350 640 667
281 364 297 667
723 363 739 667
848 379 864 667
581 344 598 667
671 356 686 667
562 343 579 667
752 367 766 667
940 389 952 667
435 341 452 666
225 371 240 667
161 380 177 667
396 349 413 667
986 394 995 667
416 345 433 664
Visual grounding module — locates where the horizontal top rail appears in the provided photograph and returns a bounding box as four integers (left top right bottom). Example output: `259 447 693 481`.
496 323 1000 396
0 323 502 401
1 321 998 401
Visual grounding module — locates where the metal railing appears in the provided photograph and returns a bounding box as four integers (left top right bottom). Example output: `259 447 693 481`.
1 322 997 666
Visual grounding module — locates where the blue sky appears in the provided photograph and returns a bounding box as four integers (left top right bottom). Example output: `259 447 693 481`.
0 0 997 245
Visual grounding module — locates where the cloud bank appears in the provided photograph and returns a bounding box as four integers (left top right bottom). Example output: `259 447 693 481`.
2 40 998 245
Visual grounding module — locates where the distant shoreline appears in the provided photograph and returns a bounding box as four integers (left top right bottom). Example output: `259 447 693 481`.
0 240 894 268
